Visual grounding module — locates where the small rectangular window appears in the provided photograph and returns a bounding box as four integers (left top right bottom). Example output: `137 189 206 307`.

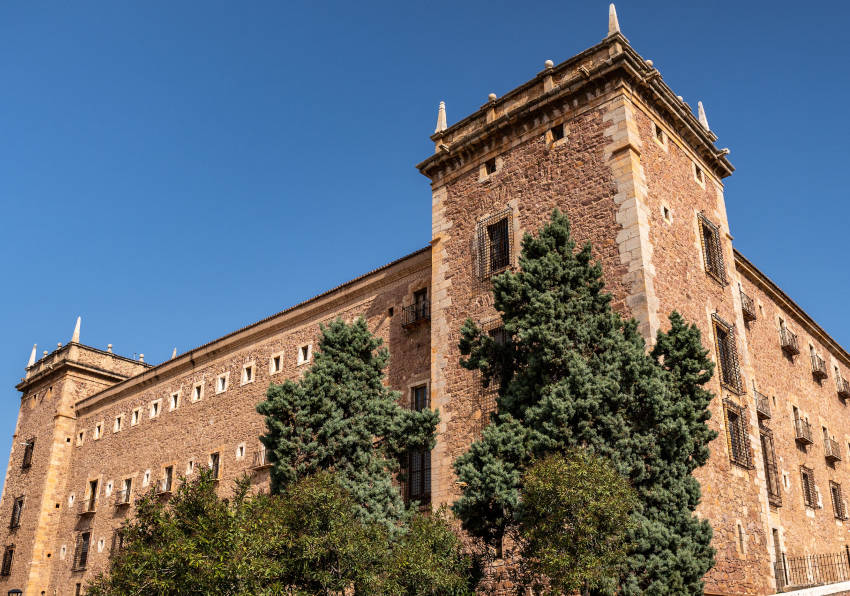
242 364 255 385
831 481 846 520
73 531 91 570
118 478 132 505
149 400 160 419
654 123 664 143
0 545 13 576
270 354 283 374
192 383 203 402
21 439 34 469
694 163 704 184
550 125 564 142
484 157 497 175
405 385 431 506
209 452 220 480
216 374 228 394
170 392 180 411
800 466 816 508
161 466 173 493
9 496 24 529
94 423 102 440
114 415 123 433
713 315 742 394
131 408 140 426
298 344 311 366
76 431 84 446
476 210 513 279
724 401 751 469
699 214 726 283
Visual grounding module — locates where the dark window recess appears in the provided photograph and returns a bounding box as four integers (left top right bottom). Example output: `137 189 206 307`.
713 315 743 394
9 497 23 530
484 157 497 175
210 453 220 480
831 482 847 520
73 532 90 571
800 466 816 508
476 210 513 279
21 439 34 470
699 214 726 283
655 124 664 142
724 401 752 469
75 584 82 596
760 430 781 507
550 125 564 142
402 289 430 328
404 385 431 506
0 545 12 576
159 466 173 494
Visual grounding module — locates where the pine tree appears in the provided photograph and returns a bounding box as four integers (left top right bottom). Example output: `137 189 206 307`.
453 209 717 594
257 317 439 531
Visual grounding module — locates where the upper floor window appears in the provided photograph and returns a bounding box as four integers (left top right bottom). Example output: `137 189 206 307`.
73 531 91 571
800 466 816 509
406 385 431 506
242 363 255 385
724 401 751 469
830 481 847 520
476 210 513 279
0 545 13 576
712 315 742 394
170 392 180 411
216 373 229 394
297 344 312 366
9 496 24 529
21 439 34 470
698 214 725 284
270 353 283 375
209 452 221 480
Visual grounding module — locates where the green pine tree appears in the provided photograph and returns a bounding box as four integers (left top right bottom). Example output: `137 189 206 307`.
257 317 439 531
453 209 717 594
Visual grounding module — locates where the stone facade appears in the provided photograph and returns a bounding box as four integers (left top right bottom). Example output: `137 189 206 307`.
1 13 847 596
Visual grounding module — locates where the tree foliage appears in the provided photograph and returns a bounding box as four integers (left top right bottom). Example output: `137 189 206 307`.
516 451 638 595
257 317 439 531
87 470 474 596
453 209 717 594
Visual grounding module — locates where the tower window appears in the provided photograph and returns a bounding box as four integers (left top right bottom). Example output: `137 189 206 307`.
550 125 564 142
170 392 180 411
270 353 283 374
21 439 34 469
241 363 255 385
114 415 123 433
209 452 221 480
724 401 751 468
9 496 24 529
149 400 161 419
713 315 742 394
1 545 13 576
476 210 513 279
800 466 816 508
484 157 497 175
216 373 229 394
192 382 204 402
297 344 312 366
694 162 705 184
654 123 665 143
698 214 726 283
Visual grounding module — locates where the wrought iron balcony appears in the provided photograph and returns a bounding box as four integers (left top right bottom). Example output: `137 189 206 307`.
838 376 850 400
77 498 97 516
251 449 273 470
812 354 828 380
401 301 430 329
114 490 131 507
795 418 814 445
825 438 842 463
740 289 756 322
780 328 800 355
754 389 771 419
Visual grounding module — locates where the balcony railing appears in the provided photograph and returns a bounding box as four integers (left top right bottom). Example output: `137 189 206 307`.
812 354 828 380
401 301 430 329
775 549 850 591
251 449 273 470
754 389 771 419
839 376 850 400
795 418 814 445
740 289 757 322
825 438 842 463
780 328 800 355
114 490 131 507
77 498 97 516
157 478 173 496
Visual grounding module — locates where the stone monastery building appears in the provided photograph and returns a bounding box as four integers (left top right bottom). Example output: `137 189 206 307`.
3 6 850 595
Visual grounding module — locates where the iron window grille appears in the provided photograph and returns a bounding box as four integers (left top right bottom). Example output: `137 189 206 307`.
825 436 842 463
712 315 743 394
831 482 848 520
780 326 800 355
0 546 12 576
812 353 828 380
698 214 726 284
800 466 817 508
476 209 513 280
20 440 34 470
724 400 752 469
794 416 814 445
760 429 782 507
8 498 23 530
740 287 756 322
473 321 509 439
838 374 850 400
404 385 431 506
753 385 771 420
72 532 90 571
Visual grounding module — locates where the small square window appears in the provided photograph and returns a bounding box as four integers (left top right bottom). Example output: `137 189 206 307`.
113 415 123 433
297 344 312 366
654 123 665 143
131 408 141 426
484 157 497 175
216 373 229 394
149 400 161 419
241 363 255 385
192 382 204 402
270 353 283 375
549 125 564 142
170 392 180 411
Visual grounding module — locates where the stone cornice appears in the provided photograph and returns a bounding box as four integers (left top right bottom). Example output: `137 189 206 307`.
417 33 733 184
16 359 132 393
734 250 850 368
74 247 432 415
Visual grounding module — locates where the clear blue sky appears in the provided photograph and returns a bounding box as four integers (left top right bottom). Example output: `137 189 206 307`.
2 1 849 493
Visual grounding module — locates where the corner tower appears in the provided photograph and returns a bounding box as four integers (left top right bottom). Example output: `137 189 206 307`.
418 6 771 594
0 322 149 595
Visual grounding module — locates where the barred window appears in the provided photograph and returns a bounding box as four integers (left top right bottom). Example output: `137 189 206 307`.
406 385 431 505
21 439 34 470
760 429 781 507
73 531 91 570
111 529 125 555
830 481 847 520
0 545 12 576
713 315 743 394
9 497 23 529
476 210 513 279
474 322 508 439
800 466 816 508
699 214 726 283
724 401 752 468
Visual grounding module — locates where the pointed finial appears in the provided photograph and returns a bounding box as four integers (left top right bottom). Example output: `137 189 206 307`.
171 347 177 360
435 101 447 134
27 344 37 368
697 101 710 131
139 354 144 363
608 4 620 36
107 344 113 353
71 316 81 343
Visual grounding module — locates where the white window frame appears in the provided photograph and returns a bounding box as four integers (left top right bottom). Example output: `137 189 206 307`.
269 352 284 375
131 407 141 426
241 362 256 385
216 372 229 394
113 414 124 433
297 344 312 366
192 381 204 402
169 391 180 411
149 399 162 419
